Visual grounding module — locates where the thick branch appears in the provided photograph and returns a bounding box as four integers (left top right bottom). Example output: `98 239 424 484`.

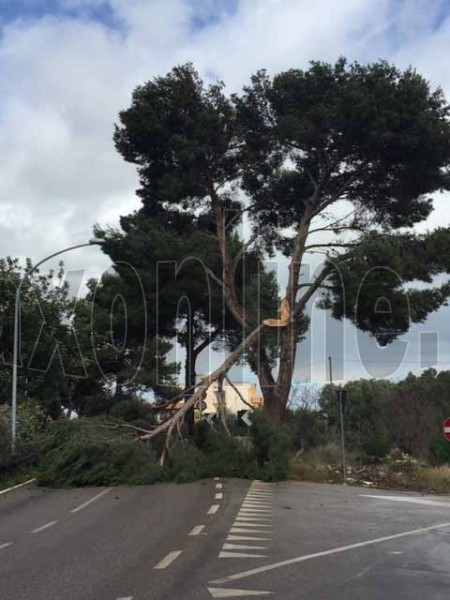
193 327 221 358
140 323 267 441
294 265 333 319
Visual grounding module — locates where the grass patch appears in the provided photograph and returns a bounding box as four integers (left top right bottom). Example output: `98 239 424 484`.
410 465 450 494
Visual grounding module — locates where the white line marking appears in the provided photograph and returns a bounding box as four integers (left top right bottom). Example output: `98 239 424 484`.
31 520 58 534
230 528 271 535
154 550 182 570
239 511 272 516
245 497 273 501
208 504 220 515
228 535 270 541
235 516 271 521
208 587 273 598
361 494 450 508
216 483 223 489
189 525 206 536
215 493 224 500
214 477 221 481
213 521 450 584
234 522 271 528
0 542 13 551
223 544 268 551
0 479 36 496
220 551 267 558
70 488 112 513
117 597 133 600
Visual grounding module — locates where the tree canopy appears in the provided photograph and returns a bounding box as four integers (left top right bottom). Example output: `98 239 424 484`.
113 58 450 421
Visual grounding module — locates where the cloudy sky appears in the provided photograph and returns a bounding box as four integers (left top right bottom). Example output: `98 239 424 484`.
1 0 450 385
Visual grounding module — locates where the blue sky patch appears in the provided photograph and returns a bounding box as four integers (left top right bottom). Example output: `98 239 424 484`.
0 0 118 30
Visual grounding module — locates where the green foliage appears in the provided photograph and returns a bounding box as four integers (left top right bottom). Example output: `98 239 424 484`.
0 402 45 457
113 58 450 419
35 410 294 486
109 397 155 425
36 419 153 487
320 379 394 458
251 410 293 480
429 434 450 466
0 259 79 417
322 230 450 346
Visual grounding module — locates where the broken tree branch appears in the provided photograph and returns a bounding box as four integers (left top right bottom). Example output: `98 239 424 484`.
139 323 267 441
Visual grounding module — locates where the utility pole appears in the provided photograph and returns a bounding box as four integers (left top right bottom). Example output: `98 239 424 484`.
327 356 333 438
337 388 347 484
329 356 346 484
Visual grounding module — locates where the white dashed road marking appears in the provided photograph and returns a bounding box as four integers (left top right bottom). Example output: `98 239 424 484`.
154 550 183 570
190 525 206 536
219 551 267 558
0 542 13 551
233 522 271 528
228 535 270 541
218 481 274 561
208 504 220 515
70 488 112 513
230 528 271 535
216 483 223 490
223 543 268 551
216 493 224 500
31 521 58 534
207 587 273 598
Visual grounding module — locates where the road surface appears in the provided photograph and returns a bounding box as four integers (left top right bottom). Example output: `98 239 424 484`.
1 478 450 598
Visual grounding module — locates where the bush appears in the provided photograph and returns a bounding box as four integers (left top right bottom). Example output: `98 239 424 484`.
361 421 391 460
36 418 156 487
35 410 296 487
413 465 450 494
429 434 450 466
109 397 155 425
251 410 293 481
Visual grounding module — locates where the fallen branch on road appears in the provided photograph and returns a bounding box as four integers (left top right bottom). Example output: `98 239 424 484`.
139 323 267 444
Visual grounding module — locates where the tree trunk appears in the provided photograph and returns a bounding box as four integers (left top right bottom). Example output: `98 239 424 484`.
263 323 298 422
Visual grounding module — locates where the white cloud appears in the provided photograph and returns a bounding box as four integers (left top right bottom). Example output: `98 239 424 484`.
0 0 449 380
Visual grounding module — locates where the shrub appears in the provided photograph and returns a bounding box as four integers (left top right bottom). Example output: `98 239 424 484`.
361 421 391 460
251 410 293 481
109 397 155 425
429 434 450 466
413 465 450 494
36 418 156 487
0 402 45 462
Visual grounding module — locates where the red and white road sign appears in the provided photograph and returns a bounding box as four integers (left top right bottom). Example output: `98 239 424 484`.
443 418 450 442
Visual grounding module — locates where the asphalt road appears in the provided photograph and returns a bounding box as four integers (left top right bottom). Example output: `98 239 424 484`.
2 478 450 599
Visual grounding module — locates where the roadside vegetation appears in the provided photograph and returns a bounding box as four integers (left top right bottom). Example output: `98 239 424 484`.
2 57 450 491
3 368 450 492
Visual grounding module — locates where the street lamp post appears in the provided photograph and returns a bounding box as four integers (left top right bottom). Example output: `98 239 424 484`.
11 239 103 453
